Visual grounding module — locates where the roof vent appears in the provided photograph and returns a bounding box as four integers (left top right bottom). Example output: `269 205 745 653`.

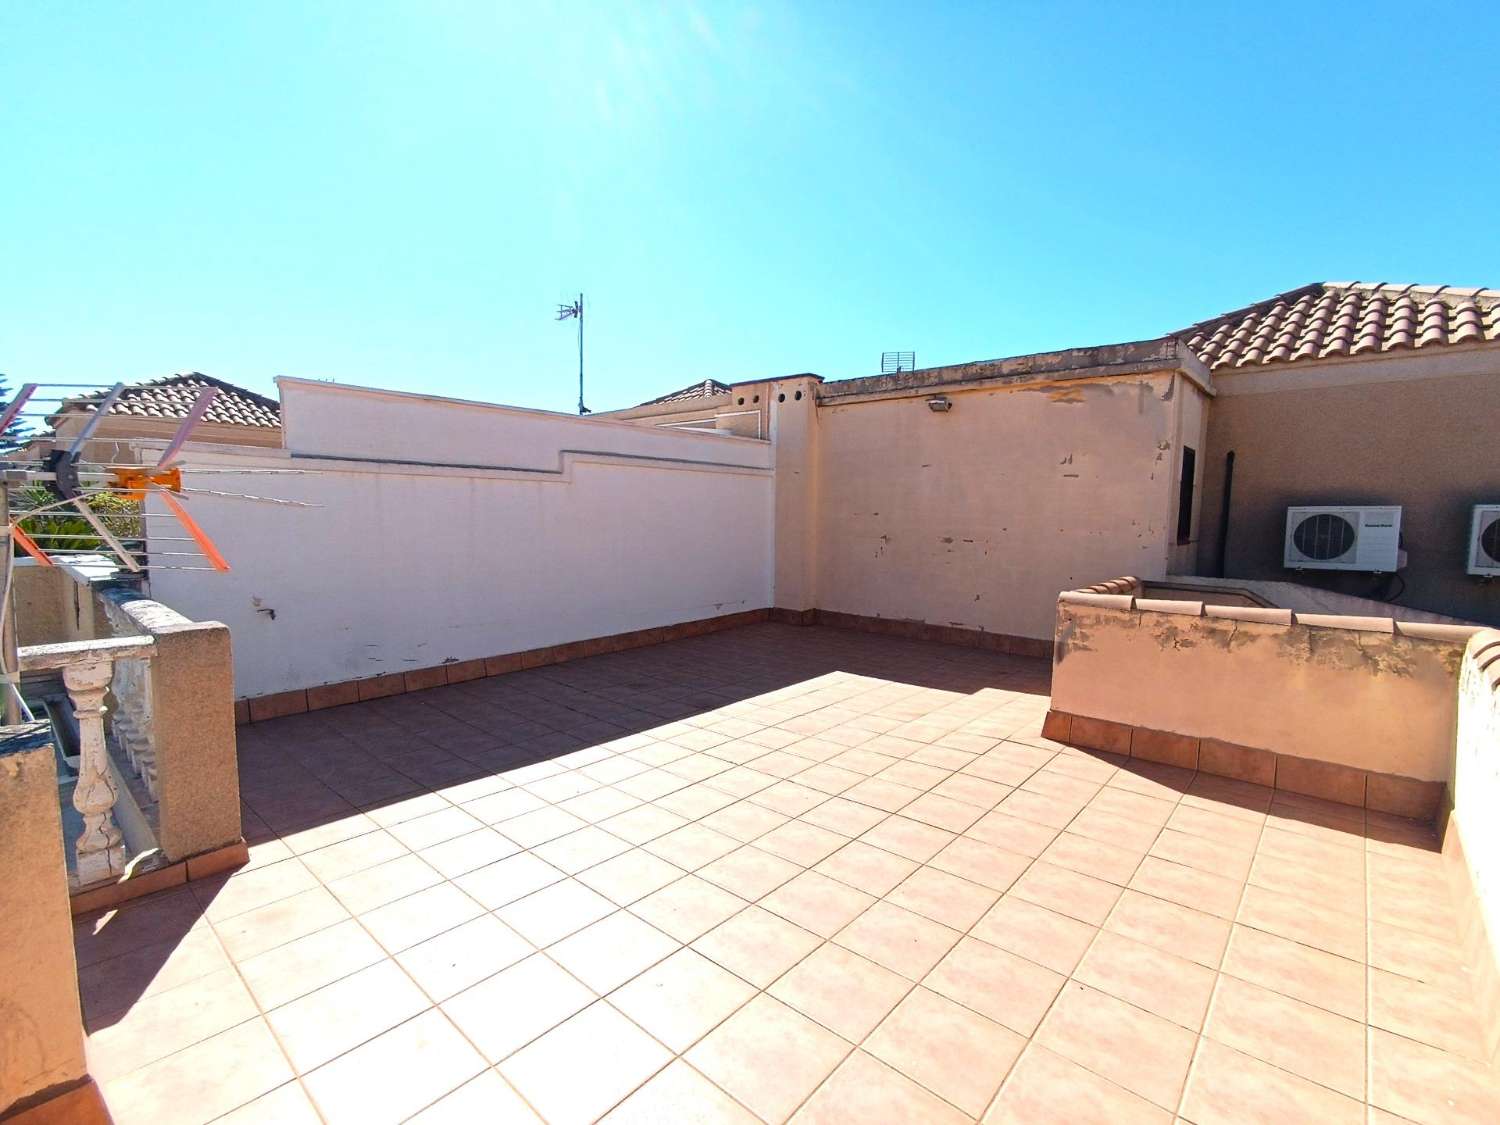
881 351 915 374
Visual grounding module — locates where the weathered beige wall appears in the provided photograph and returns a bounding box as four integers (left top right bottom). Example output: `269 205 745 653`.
0 723 87 1115
813 371 1186 641
1451 628 1500 1060
1198 346 1500 625
13 564 97 648
772 377 822 613
1167 378 1210 575
1051 596 1471 781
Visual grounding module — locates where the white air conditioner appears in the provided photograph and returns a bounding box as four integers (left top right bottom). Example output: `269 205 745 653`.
1283 506 1402 572
1468 505 1500 576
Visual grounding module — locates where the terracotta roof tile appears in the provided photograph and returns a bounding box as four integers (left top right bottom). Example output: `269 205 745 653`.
637 379 733 407
1178 283 1500 371
59 374 281 429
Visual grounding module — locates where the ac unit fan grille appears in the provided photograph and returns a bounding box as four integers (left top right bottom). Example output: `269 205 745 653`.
1481 517 1500 565
1293 513 1357 561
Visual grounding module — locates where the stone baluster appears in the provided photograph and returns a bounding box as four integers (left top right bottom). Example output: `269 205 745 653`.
65 660 125 885
110 656 157 797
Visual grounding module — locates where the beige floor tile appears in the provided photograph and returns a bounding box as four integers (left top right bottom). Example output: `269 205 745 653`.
1203 975 1364 1099
962 809 1059 857
212 885 351 962
236 919 386 1011
756 820 851 866
901 791 986 833
1221 924 1365 1021
1011 861 1121 925
843 776 922 813
611 948 756 1052
1127 856 1242 920
698 845 803 900
300 830 409 883
1368 1026 1500 1124
971 895 1096 975
1149 826 1254 882
1065 806 1163 852
834 899 961 980
930 773 1012 810
1073 929 1216 1030
1236 883 1365 962
87 966 260 1081
77 927 231 1025
1368 920 1470 992
865 986 1025 1116
549 910 679 994
630 874 748 942
887 865 998 931
693 904 822 987
214 1080 324 1125
386 806 485 851
795 1049 972 1124
761 870 876 937
985 1044 1170 1124
924 935 1064 1037
358 882 484 953
406 1070 541 1123
769 941 911 1042
452 851 565 910
1039 831 1145 885
417 827 521 879
196 857 321 922
302 1009 486 1125
1368 966 1489 1059
644 823 743 870
266 958 429 1073
687 994 851 1123
326 854 444 915
500 1001 671 1124
531 825 632 874
442 953 594 1062
815 840 919 897
98 1018 293 1125
700 799 788 841
497 879 618 946
1102 888 1230 968
576 849 686 905
1180 1038 1364 1125
927 836 1031 892
603 1060 759 1124
1035 982 1196 1110
860 815 955 862
396 914 533 1001
600 803 690 845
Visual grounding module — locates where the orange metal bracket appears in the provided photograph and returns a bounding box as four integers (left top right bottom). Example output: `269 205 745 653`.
10 524 54 566
157 491 231 572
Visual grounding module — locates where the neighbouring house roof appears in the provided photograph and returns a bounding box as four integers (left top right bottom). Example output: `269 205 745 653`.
1177 282 1500 372
636 379 733 407
58 373 282 429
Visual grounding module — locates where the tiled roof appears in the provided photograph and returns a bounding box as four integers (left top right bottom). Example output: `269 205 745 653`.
1178 283 1500 371
62 374 281 429
638 379 732 406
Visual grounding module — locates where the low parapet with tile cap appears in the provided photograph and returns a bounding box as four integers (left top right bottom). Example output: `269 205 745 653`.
1047 578 1485 819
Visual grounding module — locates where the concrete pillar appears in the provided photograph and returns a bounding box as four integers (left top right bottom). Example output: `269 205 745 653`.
0 722 88 1116
770 375 823 615
151 621 242 862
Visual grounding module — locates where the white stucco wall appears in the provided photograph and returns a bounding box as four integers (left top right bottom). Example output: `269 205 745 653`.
146 380 774 699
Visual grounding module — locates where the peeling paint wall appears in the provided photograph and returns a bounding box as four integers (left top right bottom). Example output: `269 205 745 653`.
1051 601 1467 781
812 371 1184 641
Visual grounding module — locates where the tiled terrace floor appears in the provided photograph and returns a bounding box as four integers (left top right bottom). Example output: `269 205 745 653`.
76 624 1498 1124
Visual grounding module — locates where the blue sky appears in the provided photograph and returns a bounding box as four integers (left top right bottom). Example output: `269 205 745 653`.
4 3 1497 413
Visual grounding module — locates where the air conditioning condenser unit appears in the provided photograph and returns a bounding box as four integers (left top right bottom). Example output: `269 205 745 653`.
1468 505 1500 576
1284 505 1402 572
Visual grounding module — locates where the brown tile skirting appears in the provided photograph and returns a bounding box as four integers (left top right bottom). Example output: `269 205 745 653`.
237 606 1056 724
68 839 248 916
238 609 773 724
1042 708 1445 821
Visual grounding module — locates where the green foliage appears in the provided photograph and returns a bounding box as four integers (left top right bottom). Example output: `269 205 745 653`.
14 483 143 555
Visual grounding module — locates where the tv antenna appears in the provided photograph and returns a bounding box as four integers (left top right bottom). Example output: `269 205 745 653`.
0 379 314 721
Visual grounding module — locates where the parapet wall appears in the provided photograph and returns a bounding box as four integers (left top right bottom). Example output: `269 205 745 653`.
1046 579 1482 818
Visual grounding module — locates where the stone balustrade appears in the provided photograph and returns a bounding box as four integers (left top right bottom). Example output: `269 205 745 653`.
19 636 156 887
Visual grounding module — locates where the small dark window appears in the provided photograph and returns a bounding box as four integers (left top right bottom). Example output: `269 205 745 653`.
1176 447 1197 544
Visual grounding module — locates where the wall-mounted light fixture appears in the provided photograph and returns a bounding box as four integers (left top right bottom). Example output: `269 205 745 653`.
927 395 952 413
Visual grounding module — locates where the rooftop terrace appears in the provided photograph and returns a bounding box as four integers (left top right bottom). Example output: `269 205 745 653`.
73 624 1497 1124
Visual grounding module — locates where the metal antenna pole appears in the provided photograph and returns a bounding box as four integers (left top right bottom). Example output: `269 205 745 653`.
577 292 587 415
